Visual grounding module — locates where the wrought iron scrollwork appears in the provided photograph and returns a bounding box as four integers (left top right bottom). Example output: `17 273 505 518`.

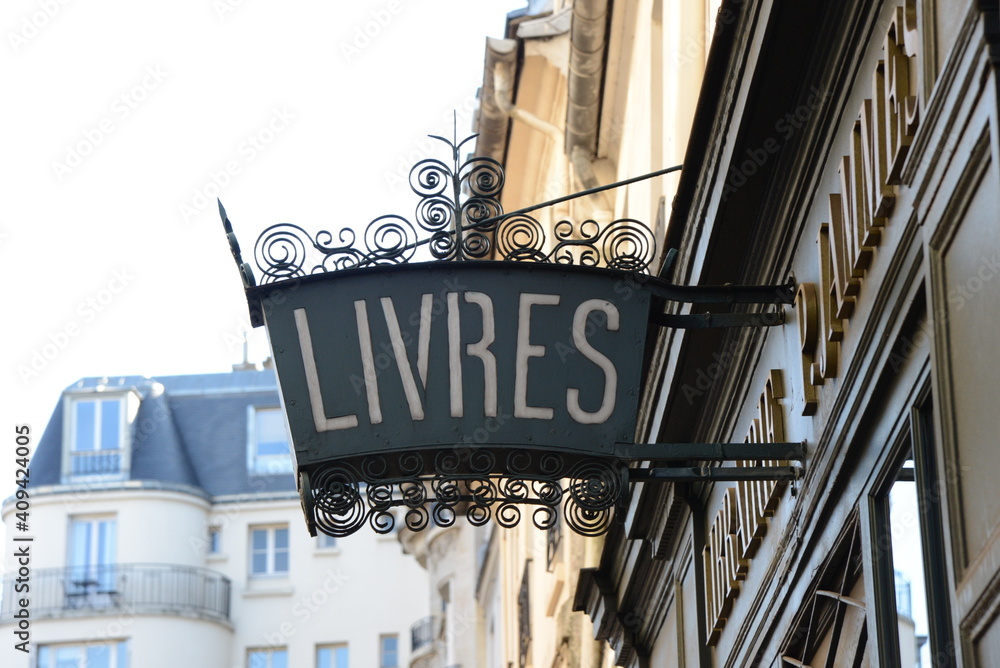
235 132 657 284
300 449 628 538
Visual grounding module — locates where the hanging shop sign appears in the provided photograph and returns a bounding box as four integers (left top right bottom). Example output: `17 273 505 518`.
261 262 649 463
221 132 801 537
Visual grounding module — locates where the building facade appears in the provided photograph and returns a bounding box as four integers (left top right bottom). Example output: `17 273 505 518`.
401 0 1000 666
399 1 710 667
561 0 1000 666
2 368 429 668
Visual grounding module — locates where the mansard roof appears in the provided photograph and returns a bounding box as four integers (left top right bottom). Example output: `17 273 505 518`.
30 369 296 498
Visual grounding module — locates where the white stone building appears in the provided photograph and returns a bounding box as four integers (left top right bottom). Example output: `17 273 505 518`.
1 368 429 668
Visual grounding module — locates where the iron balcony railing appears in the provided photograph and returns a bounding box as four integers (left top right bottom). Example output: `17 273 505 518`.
70 450 122 475
0 563 230 621
410 615 436 653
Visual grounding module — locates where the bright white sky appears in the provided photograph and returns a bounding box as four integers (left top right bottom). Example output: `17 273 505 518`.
1 0 521 542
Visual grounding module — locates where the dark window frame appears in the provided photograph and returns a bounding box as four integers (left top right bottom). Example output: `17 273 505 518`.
868 393 954 667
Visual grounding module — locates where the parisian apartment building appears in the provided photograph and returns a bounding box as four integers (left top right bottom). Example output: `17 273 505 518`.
0 367 429 668
413 0 1000 666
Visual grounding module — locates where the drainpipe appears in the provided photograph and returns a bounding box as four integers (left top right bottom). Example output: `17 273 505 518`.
566 0 613 220
492 62 564 148
476 37 519 164
491 61 571 219
566 0 608 158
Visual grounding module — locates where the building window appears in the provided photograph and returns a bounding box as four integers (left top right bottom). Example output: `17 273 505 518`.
209 526 222 553
69 397 125 476
871 402 953 667
248 648 287 668
379 635 398 668
316 533 338 551
67 516 117 604
780 519 867 666
250 525 289 577
316 644 348 668
518 562 530 668
249 407 292 475
37 640 129 667
546 513 562 571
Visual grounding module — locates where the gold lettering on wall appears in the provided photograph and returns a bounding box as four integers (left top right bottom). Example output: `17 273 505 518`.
796 0 920 416
704 370 788 645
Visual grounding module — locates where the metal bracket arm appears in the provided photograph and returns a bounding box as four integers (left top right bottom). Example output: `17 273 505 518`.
615 441 806 483
615 442 806 461
628 466 801 482
650 311 784 329
643 276 796 305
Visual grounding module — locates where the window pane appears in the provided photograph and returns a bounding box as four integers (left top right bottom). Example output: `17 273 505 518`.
335 647 348 668
87 644 111 668
248 651 268 668
55 646 82 668
38 646 51 668
274 528 289 549
75 401 96 452
381 635 398 667
97 521 116 566
889 464 930 667
117 640 129 668
70 521 92 570
257 410 289 455
257 440 290 456
252 552 267 574
317 648 331 668
252 530 267 550
274 550 289 573
271 650 287 668
100 400 120 450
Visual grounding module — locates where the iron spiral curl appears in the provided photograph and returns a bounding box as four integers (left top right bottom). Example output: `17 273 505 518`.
238 134 658 280
255 224 309 282
305 453 627 538
460 157 504 198
409 158 451 198
309 463 367 537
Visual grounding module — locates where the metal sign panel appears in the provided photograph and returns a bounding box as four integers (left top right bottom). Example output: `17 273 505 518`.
220 131 797 537
258 262 651 470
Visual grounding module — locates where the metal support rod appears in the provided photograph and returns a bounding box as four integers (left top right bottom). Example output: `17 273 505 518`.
628 466 802 482
615 442 806 461
475 164 683 229
650 311 784 329
643 276 797 305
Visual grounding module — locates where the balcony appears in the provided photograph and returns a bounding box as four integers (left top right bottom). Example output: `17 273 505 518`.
0 563 230 622
411 614 436 653
409 615 438 668
70 450 122 476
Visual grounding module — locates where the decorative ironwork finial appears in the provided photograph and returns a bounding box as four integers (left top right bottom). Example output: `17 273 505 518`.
219 198 255 289
221 134 662 286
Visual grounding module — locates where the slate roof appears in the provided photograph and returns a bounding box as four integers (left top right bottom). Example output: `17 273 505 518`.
30 369 296 497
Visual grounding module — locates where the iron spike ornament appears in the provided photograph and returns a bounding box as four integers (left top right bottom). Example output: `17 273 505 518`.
220 132 800 538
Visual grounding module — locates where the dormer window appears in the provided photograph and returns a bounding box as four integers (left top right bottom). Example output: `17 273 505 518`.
69 397 126 477
249 407 292 475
